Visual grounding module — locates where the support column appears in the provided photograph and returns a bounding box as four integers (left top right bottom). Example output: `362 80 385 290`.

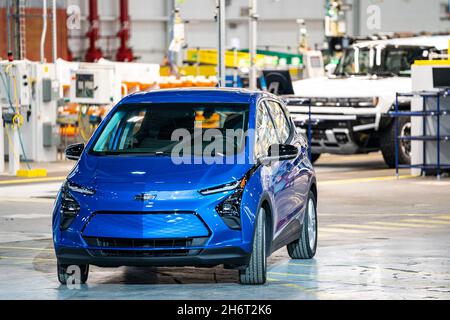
52 0 57 62
6 0 12 54
352 0 361 37
217 0 226 87
248 0 258 90
0 118 4 174
13 0 21 59
85 0 103 62
116 0 134 62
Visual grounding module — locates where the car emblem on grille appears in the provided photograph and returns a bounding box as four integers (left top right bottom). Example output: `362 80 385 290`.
134 193 157 201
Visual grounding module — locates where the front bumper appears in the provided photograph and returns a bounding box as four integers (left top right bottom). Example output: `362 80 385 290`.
56 246 250 268
52 181 262 268
287 103 380 154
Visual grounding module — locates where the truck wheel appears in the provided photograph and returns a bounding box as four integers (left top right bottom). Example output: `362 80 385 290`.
310 153 321 164
57 263 89 285
287 191 317 259
239 208 267 285
381 117 411 168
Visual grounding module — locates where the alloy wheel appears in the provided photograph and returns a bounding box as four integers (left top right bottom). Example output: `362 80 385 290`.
307 198 317 250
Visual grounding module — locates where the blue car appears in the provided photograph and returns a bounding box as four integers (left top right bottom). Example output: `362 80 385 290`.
53 88 317 285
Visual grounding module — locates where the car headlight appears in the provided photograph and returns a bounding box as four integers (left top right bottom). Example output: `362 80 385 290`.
59 181 95 230
351 97 379 108
67 181 96 195
200 178 248 230
199 180 241 195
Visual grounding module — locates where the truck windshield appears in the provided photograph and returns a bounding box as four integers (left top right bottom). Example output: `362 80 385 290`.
90 103 250 157
335 45 428 77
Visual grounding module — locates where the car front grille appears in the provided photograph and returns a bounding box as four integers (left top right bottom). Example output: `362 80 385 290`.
83 236 208 249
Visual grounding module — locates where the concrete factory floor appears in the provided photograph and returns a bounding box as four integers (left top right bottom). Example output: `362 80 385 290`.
0 153 449 299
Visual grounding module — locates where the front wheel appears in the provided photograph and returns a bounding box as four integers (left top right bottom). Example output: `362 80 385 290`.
239 208 267 285
380 117 411 168
287 191 317 259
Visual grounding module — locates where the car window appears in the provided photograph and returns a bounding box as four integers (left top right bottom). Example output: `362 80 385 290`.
336 45 429 77
91 103 250 156
338 48 371 75
266 100 291 143
255 102 279 158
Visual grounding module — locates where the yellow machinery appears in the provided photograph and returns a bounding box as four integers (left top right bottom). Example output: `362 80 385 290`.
185 48 274 69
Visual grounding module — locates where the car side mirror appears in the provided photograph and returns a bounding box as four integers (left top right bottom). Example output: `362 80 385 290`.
260 144 298 165
66 143 85 161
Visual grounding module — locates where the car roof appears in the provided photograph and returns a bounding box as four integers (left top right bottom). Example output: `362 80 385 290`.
353 35 450 51
120 87 278 105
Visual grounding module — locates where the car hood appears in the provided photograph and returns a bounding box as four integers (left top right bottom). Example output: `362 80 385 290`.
69 155 252 192
292 76 412 98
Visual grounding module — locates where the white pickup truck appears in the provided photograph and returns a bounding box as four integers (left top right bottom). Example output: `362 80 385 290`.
285 36 450 167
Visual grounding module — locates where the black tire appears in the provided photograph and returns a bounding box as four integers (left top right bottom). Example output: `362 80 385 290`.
380 117 411 168
239 208 267 285
57 263 89 285
287 191 317 259
310 153 321 164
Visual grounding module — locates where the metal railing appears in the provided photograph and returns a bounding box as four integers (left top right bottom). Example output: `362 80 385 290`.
391 90 450 179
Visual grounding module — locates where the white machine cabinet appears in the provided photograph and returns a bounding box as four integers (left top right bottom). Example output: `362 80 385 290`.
70 64 116 105
1 61 58 171
411 64 450 176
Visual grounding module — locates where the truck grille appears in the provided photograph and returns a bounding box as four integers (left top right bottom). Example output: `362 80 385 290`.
286 97 376 108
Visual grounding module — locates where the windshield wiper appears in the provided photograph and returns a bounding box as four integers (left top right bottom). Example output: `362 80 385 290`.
153 151 172 156
94 150 173 156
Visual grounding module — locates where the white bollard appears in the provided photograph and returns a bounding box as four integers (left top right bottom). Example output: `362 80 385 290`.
7 126 20 176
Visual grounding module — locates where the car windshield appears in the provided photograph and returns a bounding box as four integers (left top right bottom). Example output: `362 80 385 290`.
335 45 429 77
90 103 250 156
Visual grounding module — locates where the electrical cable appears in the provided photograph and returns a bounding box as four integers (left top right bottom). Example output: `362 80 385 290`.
0 71 14 112
16 125 31 169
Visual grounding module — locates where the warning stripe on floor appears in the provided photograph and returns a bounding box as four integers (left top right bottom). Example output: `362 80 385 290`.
369 221 438 229
319 174 417 186
434 215 450 220
0 176 66 185
402 219 450 226
318 227 366 234
329 223 402 231
317 215 450 236
0 246 53 252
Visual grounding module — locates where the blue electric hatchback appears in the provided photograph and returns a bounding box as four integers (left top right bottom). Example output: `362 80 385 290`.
53 88 317 285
